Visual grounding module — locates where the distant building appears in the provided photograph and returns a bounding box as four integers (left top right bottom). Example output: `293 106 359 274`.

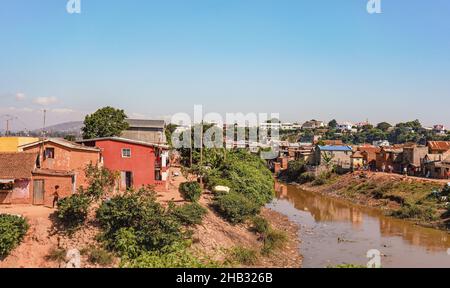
376 146 404 173
121 119 166 144
433 125 447 135
315 145 353 169
356 145 381 171
337 122 354 132
402 144 429 175
259 122 282 130
302 120 325 130
373 140 390 147
423 152 450 179
351 151 364 170
280 123 300 131
0 137 39 152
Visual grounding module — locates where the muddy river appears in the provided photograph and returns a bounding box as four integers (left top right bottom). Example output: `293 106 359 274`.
268 183 450 268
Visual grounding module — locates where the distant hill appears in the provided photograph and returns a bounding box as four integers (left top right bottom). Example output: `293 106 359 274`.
31 121 84 137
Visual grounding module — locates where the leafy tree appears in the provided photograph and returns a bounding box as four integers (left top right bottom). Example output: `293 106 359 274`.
64 135 77 142
322 151 335 168
82 106 129 139
328 119 338 129
81 164 117 200
376 122 392 132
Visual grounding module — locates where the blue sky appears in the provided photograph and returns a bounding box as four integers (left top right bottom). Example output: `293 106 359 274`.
1 0 450 130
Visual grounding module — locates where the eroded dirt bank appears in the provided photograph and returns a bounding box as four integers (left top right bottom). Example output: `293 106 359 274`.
295 172 450 230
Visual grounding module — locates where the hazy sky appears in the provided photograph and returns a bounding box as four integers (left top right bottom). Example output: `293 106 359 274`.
1 0 450 131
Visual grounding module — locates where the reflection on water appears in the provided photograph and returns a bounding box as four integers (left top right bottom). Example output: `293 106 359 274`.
269 182 450 268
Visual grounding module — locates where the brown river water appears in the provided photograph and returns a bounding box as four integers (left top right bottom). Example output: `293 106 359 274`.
268 182 450 268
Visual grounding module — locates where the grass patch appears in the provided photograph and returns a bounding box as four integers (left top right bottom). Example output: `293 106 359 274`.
250 216 270 234
46 247 67 262
261 229 287 256
82 246 114 266
227 246 259 266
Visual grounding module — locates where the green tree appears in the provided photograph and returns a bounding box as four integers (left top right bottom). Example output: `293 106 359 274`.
328 119 338 129
82 107 129 139
376 122 392 132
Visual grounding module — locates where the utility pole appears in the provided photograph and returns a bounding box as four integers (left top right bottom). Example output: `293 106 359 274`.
199 121 204 185
3 114 17 136
42 109 47 138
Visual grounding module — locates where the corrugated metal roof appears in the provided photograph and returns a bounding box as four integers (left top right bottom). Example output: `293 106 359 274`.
126 119 165 129
428 141 450 151
318 145 353 152
77 137 169 149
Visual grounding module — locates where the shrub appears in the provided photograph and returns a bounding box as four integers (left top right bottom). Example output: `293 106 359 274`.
46 248 67 262
442 184 450 197
96 188 184 256
298 172 316 184
261 229 287 255
82 164 116 200
250 216 270 234
112 228 140 258
213 192 260 224
204 150 274 206
228 246 258 265
179 181 202 202
57 194 91 230
311 178 326 186
171 203 208 226
121 245 218 268
278 160 307 182
390 203 436 221
86 247 114 266
0 214 29 257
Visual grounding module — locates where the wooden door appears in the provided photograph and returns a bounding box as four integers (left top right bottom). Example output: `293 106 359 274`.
33 180 45 205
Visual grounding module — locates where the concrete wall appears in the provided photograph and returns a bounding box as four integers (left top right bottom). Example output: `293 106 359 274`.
121 130 164 144
0 137 39 152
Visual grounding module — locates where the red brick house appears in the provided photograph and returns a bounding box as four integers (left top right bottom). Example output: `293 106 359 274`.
77 137 169 191
0 152 74 206
19 138 102 189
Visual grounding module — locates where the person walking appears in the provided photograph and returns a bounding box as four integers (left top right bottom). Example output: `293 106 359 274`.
52 185 60 208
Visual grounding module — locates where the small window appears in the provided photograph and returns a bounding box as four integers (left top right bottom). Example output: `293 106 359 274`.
122 148 131 158
45 148 55 159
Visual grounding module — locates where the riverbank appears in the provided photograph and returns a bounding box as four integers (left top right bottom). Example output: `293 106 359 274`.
271 182 450 268
0 167 302 268
291 172 450 231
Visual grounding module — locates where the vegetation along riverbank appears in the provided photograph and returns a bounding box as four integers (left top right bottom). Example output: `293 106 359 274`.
278 160 450 231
